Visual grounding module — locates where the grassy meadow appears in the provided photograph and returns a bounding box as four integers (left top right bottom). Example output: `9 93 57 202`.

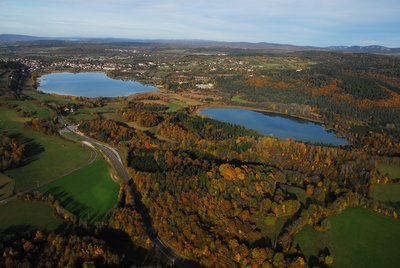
166 100 188 113
0 106 91 192
64 101 124 123
295 208 400 268
0 200 62 235
0 173 15 200
377 162 400 180
231 95 248 103
372 183 400 209
39 157 119 224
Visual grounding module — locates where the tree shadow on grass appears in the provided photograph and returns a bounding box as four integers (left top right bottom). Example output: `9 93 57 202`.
8 132 32 144
383 201 400 210
308 255 320 267
44 186 100 224
0 181 11 192
7 133 45 167
20 141 45 166
0 181 12 199
44 187 68 200
86 211 103 224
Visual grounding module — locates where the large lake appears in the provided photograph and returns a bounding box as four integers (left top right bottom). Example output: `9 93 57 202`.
201 108 348 146
38 72 157 97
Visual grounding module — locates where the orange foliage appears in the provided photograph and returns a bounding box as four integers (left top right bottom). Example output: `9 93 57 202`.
272 81 290 89
311 80 339 97
313 79 400 109
245 76 271 88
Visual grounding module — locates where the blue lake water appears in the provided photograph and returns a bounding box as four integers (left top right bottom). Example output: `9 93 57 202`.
38 72 157 97
201 108 348 146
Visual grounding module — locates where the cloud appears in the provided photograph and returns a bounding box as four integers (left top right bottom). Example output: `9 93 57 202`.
0 0 399 46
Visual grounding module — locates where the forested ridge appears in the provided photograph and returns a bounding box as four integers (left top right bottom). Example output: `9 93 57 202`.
78 95 391 266
216 52 400 154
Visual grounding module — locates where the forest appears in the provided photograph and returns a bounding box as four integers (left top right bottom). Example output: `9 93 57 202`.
1 45 400 267
75 95 395 266
216 52 400 154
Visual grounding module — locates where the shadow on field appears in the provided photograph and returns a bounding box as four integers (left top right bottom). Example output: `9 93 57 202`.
384 201 400 210
0 181 12 199
21 141 45 166
0 181 10 189
8 133 45 167
43 186 102 224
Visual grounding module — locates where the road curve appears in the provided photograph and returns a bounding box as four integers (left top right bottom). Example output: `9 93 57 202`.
62 125 200 267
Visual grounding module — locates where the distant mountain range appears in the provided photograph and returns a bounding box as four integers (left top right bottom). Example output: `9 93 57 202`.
327 45 400 53
0 34 48 42
1 34 399 53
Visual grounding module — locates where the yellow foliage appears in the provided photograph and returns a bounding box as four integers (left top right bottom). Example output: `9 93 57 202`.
229 239 239 250
202 245 211 256
235 253 241 263
235 167 246 180
291 257 307 267
324 255 334 266
255 183 263 195
219 164 236 180
240 191 248 200
34 231 44 242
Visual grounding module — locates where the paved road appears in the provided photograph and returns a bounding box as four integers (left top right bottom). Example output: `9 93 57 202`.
63 126 129 180
62 125 199 267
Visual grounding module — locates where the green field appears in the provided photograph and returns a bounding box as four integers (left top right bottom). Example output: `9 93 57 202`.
0 106 91 192
0 200 62 235
25 90 74 105
254 214 291 244
7 99 54 120
231 95 248 103
372 183 400 206
0 173 15 200
39 157 119 224
295 208 400 268
166 100 188 112
65 102 124 123
378 162 400 180
283 185 308 205
60 130 86 142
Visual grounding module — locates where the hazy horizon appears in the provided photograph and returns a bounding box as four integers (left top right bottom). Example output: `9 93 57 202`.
1 0 399 47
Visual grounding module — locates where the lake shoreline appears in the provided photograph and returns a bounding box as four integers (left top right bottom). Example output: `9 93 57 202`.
197 106 349 146
36 71 159 98
195 104 325 124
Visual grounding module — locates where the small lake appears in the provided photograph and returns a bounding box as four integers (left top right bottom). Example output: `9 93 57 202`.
201 108 348 146
38 72 157 97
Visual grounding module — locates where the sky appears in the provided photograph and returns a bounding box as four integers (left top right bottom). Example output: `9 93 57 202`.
0 0 399 47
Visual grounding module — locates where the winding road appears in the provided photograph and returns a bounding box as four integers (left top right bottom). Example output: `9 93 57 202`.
1 113 198 267
61 122 200 267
